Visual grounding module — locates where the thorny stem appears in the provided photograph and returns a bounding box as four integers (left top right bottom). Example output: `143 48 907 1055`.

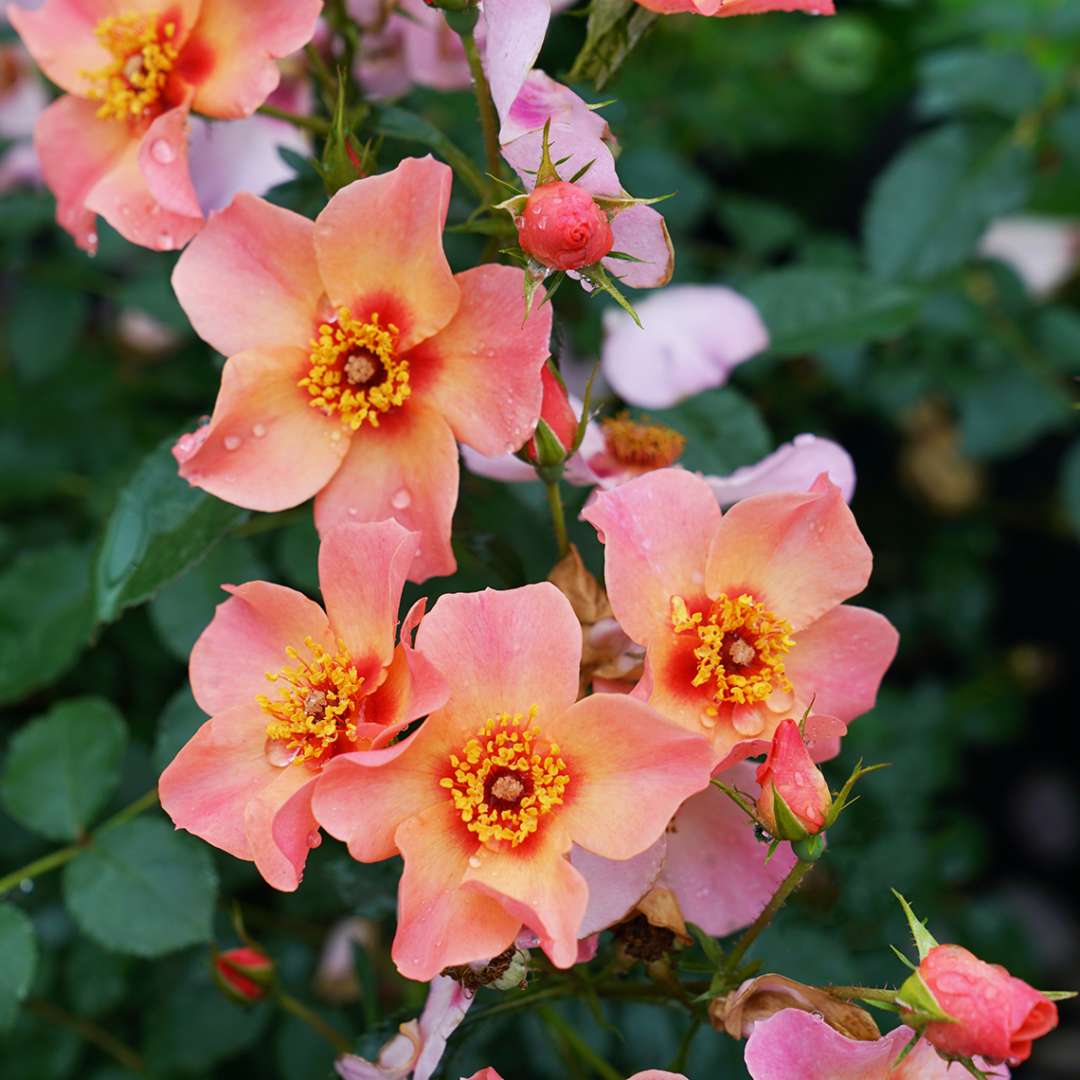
723 860 816 975
29 1000 145 1073
459 29 503 198
545 478 571 558
276 989 353 1055
0 788 159 896
257 104 331 135
827 985 900 1004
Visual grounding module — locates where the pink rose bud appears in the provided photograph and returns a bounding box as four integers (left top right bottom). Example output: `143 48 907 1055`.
755 719 832 842
213 946 274 1004
527 365 579 465
907 944 1057 1065
517 181 614 271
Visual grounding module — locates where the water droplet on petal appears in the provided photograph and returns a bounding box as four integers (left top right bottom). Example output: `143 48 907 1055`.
265 739 298 767
150 138 176 164
346 507 359 518
700 715 717 729
391 487 411 510
224 435 242 451
307 829 322 849
468 855 482 869
86 231 98 248
329 430 342 444
252 423 267 438
157 230 174 251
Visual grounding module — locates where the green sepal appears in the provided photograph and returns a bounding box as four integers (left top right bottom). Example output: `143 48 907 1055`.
532 418 568 469
771 787 810 843
824 759 889 828
567 158 598 185
1039 989 1078 1001
889 944 918 972
318 68 374 195
570 358 600 452
892 890 939 961
593 191 675 213
535 119 561 186
603 250 646 263
896 970 953 1024
495 193 529 218
443 4 480 31
577 263 641 327
889 1030 923 1071
793 833 826 863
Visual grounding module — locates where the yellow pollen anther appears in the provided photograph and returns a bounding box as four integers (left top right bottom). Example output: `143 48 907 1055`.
671 594 794 713
83 10 178 123
601 413 686 470
299 308 410 431
258 637 364 765
440 707 570 848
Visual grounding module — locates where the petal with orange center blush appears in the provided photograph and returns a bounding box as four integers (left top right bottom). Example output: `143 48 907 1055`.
312 714 457 862
176 345 349 512
84 138 203 251
696 0 834 14
784 605 899 729
158 703 279 862
392 801 522 981
658 764 796 937
313 404 459 584
417 264 550 457
32 95 133 253
172 193 323 355
9 0 198 97
550 693 715 861
414 583 582 728
183 0 322 119
361 642 449 749
464 825 588 970
582 469 720 647
314 157 459 352
318 520 418 669
138 103 202 220
189 580 335 715
245 764 320 891
706 476 872 633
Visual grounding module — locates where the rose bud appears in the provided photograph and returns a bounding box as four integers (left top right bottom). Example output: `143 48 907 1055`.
526 365 579 467
755 719 831 843
517 181 614 271
213 946 274 1005
901 944 1057 1065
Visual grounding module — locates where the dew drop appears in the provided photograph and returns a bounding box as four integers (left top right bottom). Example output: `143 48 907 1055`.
157 230 174 251
468 855 482 869
150 138 176 164
252 423 267 438
794 433 815 447
223 435 242 451
346 507 359 518
391 487 412 510
86 231 98 249
700 715 717 729
329 430 342 444
307 829 322 849
265 739 298 767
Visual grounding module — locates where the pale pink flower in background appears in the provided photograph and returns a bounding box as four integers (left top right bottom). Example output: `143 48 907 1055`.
744 1009 1007 1079
708 435 855 507
602 285 768 408
313 917 378 1004
335 975 473 1080
979 215 1080 298
348 0 470 99
0 36 46 192
498 71 673 289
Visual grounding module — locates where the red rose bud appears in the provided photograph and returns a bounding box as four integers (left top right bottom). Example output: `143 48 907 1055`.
213 946 274 1004
902 944 1057 1065
517 181 614 271
527 365 579 465
755 719 831 842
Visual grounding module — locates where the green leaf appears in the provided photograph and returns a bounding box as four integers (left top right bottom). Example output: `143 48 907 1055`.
371 106 488 201
1061 441 1080 540
149 537 268 661
0 904 36 1031
0 191 55 237
651 387 771 476
64 938 128 1018
0 698 127 842
742 267 922 354
958 366 1071 459
865 124 1032 281
63 818 218 958
94 433 248 624
0 543 93 707
916 50 1045 121
568 0 658 90
5 283 89 382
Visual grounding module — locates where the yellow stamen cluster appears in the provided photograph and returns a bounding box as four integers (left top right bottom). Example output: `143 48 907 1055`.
299 308 410 430
671 594 794 715
440 708 570 848
602 414 686 470
84 11 178 122
258 637 364 765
